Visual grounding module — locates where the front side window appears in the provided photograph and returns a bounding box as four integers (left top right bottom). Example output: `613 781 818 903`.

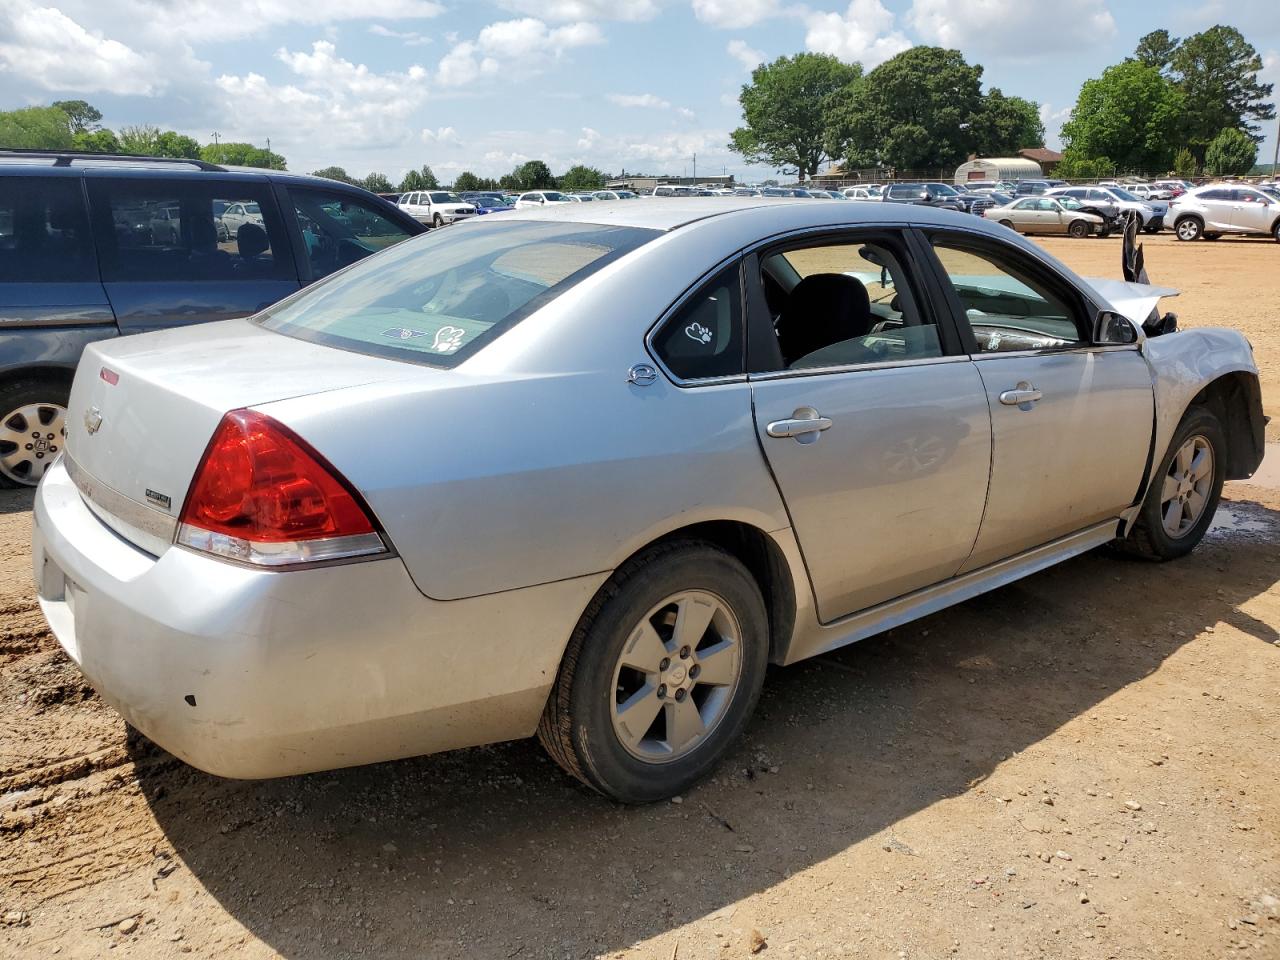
758 236 941 370
430 192 460 204
259 220 659 368
651 263 743 381
543 192 566 201
928 237 1084 353
89 178 291 282
0 176 96 282
289 188 415 281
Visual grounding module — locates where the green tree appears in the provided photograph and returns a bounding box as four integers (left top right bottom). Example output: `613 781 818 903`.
729 52 862 181
398 165 439 192
498 172 522 191
1059 60 1184 173
1173 146 1197 177
453 171 483 192
200 142 286 169
1170 25 1275 159
1133 29 1179 72
559 164 605 191
51 99 103 134
154 131 200 159
972 88 1044 156
831 47 983 170
311 166 358 184
512 160 556 189
118 124 161 155
1204 128 1257 176
1055 151 1115 180
361 172 394 193
73 129 120 153
0 106 73 149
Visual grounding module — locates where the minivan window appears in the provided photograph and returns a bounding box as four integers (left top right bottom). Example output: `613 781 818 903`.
289 188 416 281
259 220 659 367
430 192 460 204
89 179 292 282
0 176 96 282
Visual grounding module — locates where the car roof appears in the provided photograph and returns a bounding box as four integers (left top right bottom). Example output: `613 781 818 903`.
484 195 1007 236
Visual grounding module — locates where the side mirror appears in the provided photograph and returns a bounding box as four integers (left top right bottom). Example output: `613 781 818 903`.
1094 310 1139 345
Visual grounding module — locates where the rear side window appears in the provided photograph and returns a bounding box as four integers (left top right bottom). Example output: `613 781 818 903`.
1199 189 1231 201
651 263 744 381
0 176 95 282
89 179 291 282
258 219 659 368
289 188 416 281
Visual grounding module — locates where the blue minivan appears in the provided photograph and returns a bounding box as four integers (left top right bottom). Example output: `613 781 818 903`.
0 150 424 486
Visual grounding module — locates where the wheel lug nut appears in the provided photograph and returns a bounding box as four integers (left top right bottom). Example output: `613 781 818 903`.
656 684 667 698
659 657 670 671
674 688 687 702
679 646 691 659
689 664 700 679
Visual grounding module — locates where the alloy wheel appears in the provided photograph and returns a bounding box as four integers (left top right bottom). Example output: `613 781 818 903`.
610 590 743 763
0 401 66 485
1160 434 1214 538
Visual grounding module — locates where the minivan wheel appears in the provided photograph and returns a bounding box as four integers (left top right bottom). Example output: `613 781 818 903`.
432 213 443 228
0 378 70 488
538 540 769 804
1112 406 1225 561
1175 217 1203 241
1068 219 1089 239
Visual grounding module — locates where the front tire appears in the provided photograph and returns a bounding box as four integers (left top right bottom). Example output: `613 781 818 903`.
1113 406 1226 561
538 541 769 804
1175 217 1203 241
0 377 69 488
432 213 443 228
1068 219 1089 239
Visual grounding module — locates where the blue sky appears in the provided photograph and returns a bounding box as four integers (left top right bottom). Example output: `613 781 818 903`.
1 1 1277 182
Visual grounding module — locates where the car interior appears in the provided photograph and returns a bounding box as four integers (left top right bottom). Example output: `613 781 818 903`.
759 241 941 369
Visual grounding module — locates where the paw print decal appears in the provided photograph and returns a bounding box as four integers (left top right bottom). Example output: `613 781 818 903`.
685 322 713 345
432 325 467 353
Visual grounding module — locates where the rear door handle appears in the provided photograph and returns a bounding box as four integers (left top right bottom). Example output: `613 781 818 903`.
999 383 1043 406
767 407 833 442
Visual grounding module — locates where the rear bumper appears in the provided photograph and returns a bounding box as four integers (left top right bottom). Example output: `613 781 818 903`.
32 460 606 779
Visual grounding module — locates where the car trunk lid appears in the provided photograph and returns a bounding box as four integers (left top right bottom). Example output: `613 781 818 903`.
64 318 421 555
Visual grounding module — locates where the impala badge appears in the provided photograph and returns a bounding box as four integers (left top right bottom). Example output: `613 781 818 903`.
84 406 103 435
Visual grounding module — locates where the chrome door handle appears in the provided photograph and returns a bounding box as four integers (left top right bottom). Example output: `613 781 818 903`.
999 383 1043 406
767 407 833 441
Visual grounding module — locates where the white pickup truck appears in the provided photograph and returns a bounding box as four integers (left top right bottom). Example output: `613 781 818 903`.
397 190 476 228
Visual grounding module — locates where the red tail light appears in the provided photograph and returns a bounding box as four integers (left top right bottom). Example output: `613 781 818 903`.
177 410 385 566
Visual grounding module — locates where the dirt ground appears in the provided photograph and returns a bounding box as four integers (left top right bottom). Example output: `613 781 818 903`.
2 233 1278 960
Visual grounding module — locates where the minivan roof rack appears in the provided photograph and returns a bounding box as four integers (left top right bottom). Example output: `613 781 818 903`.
0 148 227 172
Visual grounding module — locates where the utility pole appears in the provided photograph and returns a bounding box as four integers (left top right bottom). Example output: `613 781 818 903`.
692 152 696 182
212 131 220 146
1273 113 1279 175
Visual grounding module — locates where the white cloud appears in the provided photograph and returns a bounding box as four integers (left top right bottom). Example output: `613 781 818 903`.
436 18 603 87
369 24 433 46
907 0 1115 56
122 0 444 43
676 106 696 119
214 41 428 153
496 0 661 21
727 39 764 71
0 1 159 95
804 0 912 68
608 93 672 108
692 0 782 29
421 125 461 144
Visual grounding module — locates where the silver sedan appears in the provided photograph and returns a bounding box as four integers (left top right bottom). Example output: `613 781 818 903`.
33 199 1265 803
984 196 1106 237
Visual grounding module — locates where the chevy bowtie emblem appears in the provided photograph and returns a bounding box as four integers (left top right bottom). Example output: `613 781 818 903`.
84 406 103 435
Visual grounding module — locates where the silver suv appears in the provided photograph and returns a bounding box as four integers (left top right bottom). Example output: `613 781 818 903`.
1169 184 1280 242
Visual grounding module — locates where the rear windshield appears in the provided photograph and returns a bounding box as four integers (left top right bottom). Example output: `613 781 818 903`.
258 220 659 367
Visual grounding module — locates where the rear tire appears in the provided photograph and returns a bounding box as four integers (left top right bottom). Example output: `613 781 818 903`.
998 219 1016 231
1272 220 1280 242
538 540 769 804
1068 219 1089 239
1175 217 1203 241
1112 406 1225 561
0 377 70 488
